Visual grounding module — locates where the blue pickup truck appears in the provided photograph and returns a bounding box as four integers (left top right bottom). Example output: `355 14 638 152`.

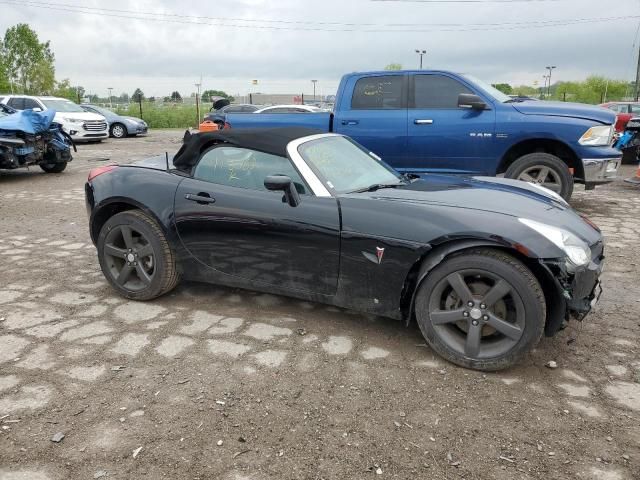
225 70 621 200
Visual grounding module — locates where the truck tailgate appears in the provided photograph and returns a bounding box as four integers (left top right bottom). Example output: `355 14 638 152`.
225 112 333 131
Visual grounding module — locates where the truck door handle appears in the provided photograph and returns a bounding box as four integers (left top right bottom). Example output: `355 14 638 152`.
414 119 434 125
341 120 359 126
185 193 216 205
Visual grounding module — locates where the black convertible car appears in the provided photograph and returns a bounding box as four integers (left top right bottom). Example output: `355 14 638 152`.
85 128 604 370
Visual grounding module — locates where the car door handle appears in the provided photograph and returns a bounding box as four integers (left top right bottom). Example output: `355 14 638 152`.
414 119 434 125
185 193 216 205
341 120 359 126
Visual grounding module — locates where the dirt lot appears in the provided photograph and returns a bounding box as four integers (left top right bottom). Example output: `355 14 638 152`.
0 130 638 480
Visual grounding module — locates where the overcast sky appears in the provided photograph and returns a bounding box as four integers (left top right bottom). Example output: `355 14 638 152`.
2 0 640 98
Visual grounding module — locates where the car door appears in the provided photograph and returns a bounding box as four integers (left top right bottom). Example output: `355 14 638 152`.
334 74 408 168
173 145 341 296
405 73 496 175
22 98 42 111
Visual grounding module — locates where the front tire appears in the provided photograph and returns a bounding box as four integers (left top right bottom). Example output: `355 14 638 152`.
40 162 67 173
110 123 127 139
97 210 180 300
415 248 545 371
505 153 574 201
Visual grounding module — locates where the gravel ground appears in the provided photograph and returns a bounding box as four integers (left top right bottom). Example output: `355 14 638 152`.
0 130 638 480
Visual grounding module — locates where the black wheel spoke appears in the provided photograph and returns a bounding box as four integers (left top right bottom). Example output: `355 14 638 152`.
481 279 511 308
121 225 134 250
430 308 466 325
117 265 134 285
446 273 473 303
486 313 523 340
137 244 153 258
464 322 482 357
136 264 152 285
104 243 126 258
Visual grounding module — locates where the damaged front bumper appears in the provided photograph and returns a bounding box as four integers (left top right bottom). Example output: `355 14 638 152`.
541 241 605 335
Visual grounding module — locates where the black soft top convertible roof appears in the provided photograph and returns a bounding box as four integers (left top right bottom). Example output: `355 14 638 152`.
172 127 322 169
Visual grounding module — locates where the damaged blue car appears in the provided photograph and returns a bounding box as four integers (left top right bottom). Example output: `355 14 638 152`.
0 104 74 173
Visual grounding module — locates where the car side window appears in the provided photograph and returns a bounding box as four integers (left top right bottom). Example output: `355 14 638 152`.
193 146 309 194
23 98 40 110
412 75 474 109
7 98 25 109
629 104 640 114
351 75 405 110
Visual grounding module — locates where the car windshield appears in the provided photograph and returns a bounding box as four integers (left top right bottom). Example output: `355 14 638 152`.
461 74 511 103
297 136 404 194
41 99 85 112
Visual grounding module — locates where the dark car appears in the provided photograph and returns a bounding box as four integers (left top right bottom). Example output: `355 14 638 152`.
204 103 260 128
85 129 604 371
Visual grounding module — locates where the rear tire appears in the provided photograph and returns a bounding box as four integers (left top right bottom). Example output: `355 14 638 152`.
505 153 574 201
97 210 180 300
415 248 546 371
40 162 67 173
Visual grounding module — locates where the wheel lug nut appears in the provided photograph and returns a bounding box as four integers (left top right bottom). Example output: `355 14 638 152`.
480 303 486 309
463 311 469 317
483 315 489 321
467 301 474 307
472 320 479 326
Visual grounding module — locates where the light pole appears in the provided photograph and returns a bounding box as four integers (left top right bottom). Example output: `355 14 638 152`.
542 75 549 99
415 49 426 69
108 87 113 108
546 65 556 97
311 80 318 102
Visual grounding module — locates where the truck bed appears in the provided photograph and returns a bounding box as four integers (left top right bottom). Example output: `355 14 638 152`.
225 112 333 132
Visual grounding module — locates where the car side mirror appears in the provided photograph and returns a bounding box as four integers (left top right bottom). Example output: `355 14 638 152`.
264 175 301 207
32 107 42 112
458 93 487 110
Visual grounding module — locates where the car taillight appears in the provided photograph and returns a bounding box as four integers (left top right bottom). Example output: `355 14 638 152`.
88 165 117 181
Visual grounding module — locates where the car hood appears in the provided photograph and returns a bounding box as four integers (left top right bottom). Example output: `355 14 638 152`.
347 174 601 244
510 100 615 125
55 111 105 122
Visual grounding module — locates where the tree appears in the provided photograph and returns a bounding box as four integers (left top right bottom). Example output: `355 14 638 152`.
384 63 403 71
53 78 85 102
131 88 144 103
170 91 182 102
0 56 11 92
201 89 235 103
491 83 513 95
119 92 130 103
1 24 55 94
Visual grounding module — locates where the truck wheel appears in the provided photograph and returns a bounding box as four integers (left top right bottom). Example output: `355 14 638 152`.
505 153 574 201
40 162 67 173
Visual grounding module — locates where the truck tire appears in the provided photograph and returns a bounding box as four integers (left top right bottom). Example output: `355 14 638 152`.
505 153 574 201
40 162 67 173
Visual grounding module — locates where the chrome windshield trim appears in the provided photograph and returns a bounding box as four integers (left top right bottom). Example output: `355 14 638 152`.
286 133 343 198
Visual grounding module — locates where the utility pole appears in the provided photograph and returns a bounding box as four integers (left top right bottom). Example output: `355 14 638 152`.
415 49 426 69
546 65 556 97
195 80 202 127
635 44 640 101
108 87 113 108
311 80 318 102
542 75 549 99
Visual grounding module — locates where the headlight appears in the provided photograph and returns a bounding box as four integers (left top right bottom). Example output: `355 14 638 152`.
66 118 84 124
518 218 590 267
578 125 613 146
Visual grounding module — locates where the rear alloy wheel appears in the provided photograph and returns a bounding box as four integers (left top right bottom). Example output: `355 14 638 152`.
505 153 574 201
40 162 67 173
110 123 127 138
415 249 545 371
97 210 179 300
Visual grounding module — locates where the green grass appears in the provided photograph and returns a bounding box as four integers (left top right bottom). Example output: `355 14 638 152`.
115 103 204 129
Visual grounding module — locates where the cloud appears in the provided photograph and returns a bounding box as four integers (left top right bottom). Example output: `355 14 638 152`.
1 0 637 96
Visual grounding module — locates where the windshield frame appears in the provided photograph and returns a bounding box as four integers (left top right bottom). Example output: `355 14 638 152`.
288 134 404 196
460 74 511 103
41 99 86 113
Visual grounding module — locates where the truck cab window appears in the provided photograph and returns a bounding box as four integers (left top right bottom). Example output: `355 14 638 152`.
351 76 404 110
413 75 473 109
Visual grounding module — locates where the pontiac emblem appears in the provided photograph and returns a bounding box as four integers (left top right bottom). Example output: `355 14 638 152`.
362 246 385 265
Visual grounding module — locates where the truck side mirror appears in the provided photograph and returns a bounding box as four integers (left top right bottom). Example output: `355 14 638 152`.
458 94 488 110
264 175 301 207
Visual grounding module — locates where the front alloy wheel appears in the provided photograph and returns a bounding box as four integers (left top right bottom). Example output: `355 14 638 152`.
111 123 127 138
415 249 545 371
